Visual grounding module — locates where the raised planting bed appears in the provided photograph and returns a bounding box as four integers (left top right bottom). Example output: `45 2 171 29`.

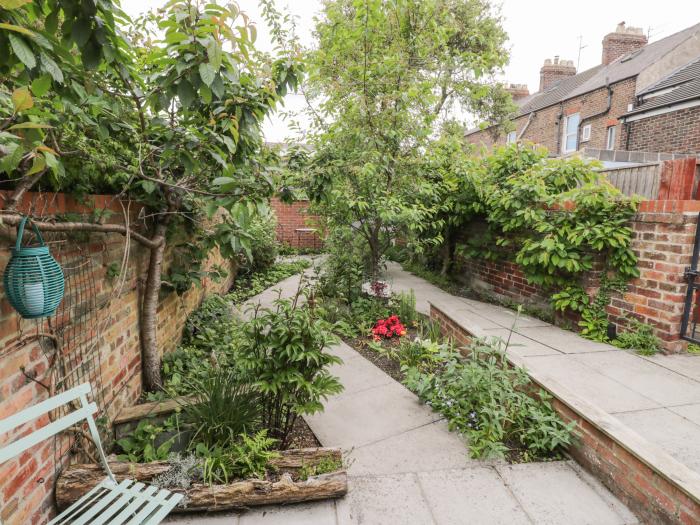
56 448 347 512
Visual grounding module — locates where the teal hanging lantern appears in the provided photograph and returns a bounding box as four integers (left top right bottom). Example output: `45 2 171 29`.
3 217 65 319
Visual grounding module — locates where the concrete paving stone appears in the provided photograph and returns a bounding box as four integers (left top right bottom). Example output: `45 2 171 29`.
326 341 364 363
616 408 700 472
417 467 531 525
669 402 700 425
515 326 620 353
305 382 442 448
496 461 638 525
521 354 661 413
239 501 338 525
439 307 503 335
574 351 700 406
336 473 435 525
642 353 700 383
480 329 563 357
466 303 552 329
328 350 395 398
347 419 474 476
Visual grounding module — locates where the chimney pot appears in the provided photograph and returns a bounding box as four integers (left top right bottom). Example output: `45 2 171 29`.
539 56 577 92
601 23 647 65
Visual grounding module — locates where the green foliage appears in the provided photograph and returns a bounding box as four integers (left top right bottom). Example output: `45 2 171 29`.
403 338 575 461
577 276 627 342
391 291 417 327
298 456 344 481
195 430 279 484
688 343 700 355
226 260 311 304
237 290 343 447
318 227 366 303
318 295 391 338
116 417 177 463
613 318 662 356
181 367 261 450
240 210 279 273
307 0 513 276
418 318 443 343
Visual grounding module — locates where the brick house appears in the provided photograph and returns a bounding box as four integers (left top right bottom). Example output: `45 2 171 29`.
620 57 700 154
466 22 700 156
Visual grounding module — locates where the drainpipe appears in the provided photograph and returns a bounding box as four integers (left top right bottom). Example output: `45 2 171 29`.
580 82 614 127
555 102 564 154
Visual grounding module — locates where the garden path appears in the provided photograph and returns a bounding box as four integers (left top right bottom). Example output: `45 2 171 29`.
166 260 637 525
384 262 700 484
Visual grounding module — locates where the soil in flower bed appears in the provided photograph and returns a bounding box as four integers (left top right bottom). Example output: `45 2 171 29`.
342 326 420 384
287 416 322 448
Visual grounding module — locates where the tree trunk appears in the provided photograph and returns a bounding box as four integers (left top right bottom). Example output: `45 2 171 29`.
140 219 168 391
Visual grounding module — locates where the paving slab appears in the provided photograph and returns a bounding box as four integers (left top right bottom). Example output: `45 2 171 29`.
305 381 442 448
164 512 240 524
669 402 700 425
496 462 639 525
347 419 474 476
480 329 563 357
574 351 700 406
239 501 337 525
515 326 614 353
521 354 661 413
328 349 395 399
336 473 435 525
417 467 531 525
615 408 700 472
466 304 552 329
642 353 700 382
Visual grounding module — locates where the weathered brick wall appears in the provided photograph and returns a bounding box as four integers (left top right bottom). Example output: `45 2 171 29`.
622 106 700 155
0 193 235 525
466 78 637 155
270 198 323 250
453 201 699 353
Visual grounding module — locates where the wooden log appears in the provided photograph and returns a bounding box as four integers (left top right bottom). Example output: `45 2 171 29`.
55 448 346 512
113 396 194 426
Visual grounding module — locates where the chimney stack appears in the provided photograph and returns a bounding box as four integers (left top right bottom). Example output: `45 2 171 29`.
602 22 647 65
539 56 576 92
505 83 530 101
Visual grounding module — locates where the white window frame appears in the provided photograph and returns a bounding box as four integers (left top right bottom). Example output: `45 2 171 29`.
606 125 616 150
561 113 580 154
506 131 517 144
581 124 591 142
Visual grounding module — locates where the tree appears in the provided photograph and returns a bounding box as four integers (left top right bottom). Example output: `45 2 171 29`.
0 0 302 390
305 0 513 278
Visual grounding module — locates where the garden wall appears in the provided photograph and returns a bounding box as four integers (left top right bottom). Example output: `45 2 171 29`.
0 192 236 525
271 198 323 250
454 200 700 353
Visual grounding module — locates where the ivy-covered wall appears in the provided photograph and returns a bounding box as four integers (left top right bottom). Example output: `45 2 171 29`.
0 192 236 525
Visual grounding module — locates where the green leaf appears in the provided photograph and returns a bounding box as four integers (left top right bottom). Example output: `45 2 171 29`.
200 84 212 104
177 80 196 108
206 40 222 69
11 87 33 112
72 18 93 48
30 75 52 97
8 122 51 130
0 0 31 7
0 22 35 36
199 62 216 87
8 33 36 69
81 38 102 69
26 154 46 176
40 52 64 83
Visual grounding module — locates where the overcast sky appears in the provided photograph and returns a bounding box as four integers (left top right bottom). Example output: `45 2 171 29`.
120 0 700 142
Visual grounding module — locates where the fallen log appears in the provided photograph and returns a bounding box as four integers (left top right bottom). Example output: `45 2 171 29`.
56 448 347 512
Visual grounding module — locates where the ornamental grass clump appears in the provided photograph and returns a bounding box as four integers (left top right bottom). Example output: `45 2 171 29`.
403 337 576 462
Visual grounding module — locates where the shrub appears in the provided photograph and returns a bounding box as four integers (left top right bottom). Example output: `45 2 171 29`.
372 315 407 341
390 290 417 327
242 211 279 273
318 227 365 302
237 290 343 447
403 338 575 461
613 318 662 356
181 367 261 449
116 417 177 463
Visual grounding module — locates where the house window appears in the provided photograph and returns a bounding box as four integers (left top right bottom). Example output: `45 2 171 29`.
562 113 580 153
581 124 591 142
506 131 517 144
606 126 616 150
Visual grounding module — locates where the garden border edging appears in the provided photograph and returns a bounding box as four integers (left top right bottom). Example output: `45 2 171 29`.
429 299 700 525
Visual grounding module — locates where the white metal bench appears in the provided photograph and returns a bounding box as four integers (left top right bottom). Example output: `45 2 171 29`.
0 383 183 524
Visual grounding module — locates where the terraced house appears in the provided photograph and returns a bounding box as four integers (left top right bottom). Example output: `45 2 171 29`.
467 22 700 156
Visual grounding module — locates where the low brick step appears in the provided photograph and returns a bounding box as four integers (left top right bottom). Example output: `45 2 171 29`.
430 300 700 525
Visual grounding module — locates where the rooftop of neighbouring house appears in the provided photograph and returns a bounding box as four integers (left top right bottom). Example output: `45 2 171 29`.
622 56 700 118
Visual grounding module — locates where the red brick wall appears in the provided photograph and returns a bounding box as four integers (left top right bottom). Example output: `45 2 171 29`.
270 198 323 250
466 78 637 155
0 193 235 525
454 202 700 353
622 106 700 155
